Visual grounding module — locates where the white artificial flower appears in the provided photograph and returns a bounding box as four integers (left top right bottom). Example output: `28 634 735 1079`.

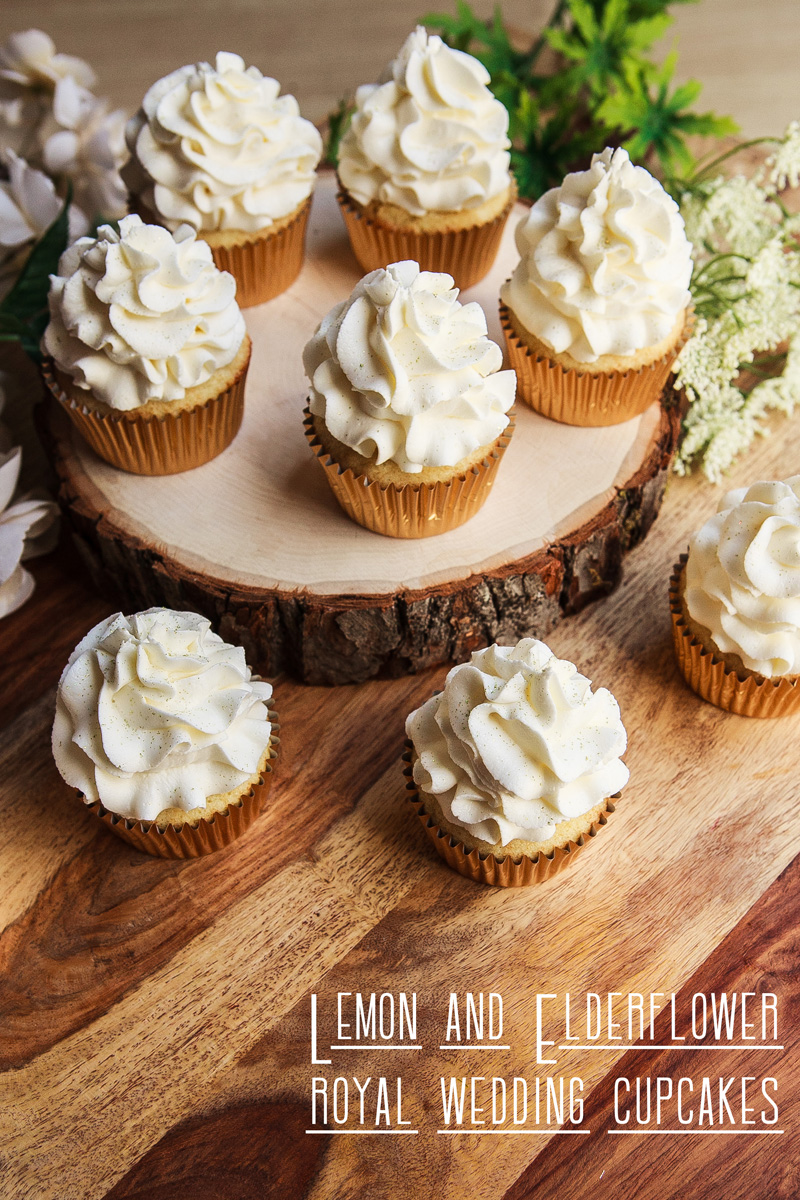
40 78 127 219
0 444 58 619
0 29 94 92
0 149 64 246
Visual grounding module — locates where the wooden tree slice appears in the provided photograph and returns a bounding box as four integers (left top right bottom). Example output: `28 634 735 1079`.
46 173 681 685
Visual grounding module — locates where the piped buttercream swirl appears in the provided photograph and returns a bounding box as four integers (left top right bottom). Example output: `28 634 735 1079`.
501 147 692 363
338 26 510 217
406 638 629 846
43 213 246 410
52 608 273 822
304 259 515 473
124 51 322 233
685 477 800 678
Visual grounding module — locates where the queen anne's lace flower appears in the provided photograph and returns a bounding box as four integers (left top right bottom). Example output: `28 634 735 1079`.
675 120 800 480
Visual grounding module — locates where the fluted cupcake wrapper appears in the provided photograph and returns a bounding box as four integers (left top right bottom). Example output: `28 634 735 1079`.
304 406 514 538
204 198 312 307
129 194 311 308
42 347 249 476
500 302 693 427
670 557 800 717
78 720 281 858
337 180 517 292
402 746 617 887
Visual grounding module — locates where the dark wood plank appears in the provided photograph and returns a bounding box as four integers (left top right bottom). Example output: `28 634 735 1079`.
502 854 800 1200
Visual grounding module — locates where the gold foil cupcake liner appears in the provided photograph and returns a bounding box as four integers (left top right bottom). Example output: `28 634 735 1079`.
337 180 517 292
402 746 617 887
500 302 694 427
303 406 515 538
670 557 800 717
204 197 312 307
79 719 281 859
129 194 311 308
41 345 250 475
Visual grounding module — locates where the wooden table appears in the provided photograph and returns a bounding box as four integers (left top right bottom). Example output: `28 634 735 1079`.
2 4 800 1197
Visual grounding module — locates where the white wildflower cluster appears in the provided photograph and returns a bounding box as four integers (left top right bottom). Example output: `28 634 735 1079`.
674 121 800 481
0 30 127 268
764 120 800 193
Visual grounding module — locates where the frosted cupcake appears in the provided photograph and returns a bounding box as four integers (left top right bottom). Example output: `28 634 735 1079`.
124 52 322 306
303 259 515 537
337 27 515 290
42 214 250 474
52 608 279 857
404 638 628 886
671 477 800 717
500 147 693 426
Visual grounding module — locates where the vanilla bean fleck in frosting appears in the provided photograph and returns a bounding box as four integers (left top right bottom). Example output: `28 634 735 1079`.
338 26 510 217
406 638 628 846
501 147 692 363
43 214 246 410
685 477 800 678
303 259 515 473
52 609 273 823
124 52 322 233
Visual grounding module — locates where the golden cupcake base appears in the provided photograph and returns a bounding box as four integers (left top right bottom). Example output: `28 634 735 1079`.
402 747 617 887
129 194 311 308
204 197 312 307
79 719 280 858
500 302 693 427
670 557 800 717
41 346 250 476
337 182 517 291
303 407 514 538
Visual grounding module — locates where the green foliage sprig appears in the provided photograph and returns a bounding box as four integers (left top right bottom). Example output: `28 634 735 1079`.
421 0 736 197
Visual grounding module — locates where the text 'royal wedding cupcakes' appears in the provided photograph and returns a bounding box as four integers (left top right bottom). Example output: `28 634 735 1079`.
52 608 279 857
42 214 250 474
671 477 800 717
500 147 693 426
337 27 516 290
124 52 322 306
404 638 628 886
303 258 515 538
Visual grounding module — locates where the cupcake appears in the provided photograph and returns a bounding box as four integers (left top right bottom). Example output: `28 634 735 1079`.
52 608 279 858
41 214 250 475
303 259 515 538
500 147 693 426
671 477 800 717
404 638 628 886
337 27 515 291
124 52 322 306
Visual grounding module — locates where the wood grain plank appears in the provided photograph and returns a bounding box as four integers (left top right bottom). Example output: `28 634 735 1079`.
0 669 433 1069
502 853 800 1200
63 411 800 1200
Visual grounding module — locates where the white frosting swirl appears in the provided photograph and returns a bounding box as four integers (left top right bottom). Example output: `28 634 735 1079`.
406 638 629 846
43 214 246 410
501 147 692 363
685 477 800 678
338 26 510 217
304 260 515 473
124 51 322 233
52 608 273 822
